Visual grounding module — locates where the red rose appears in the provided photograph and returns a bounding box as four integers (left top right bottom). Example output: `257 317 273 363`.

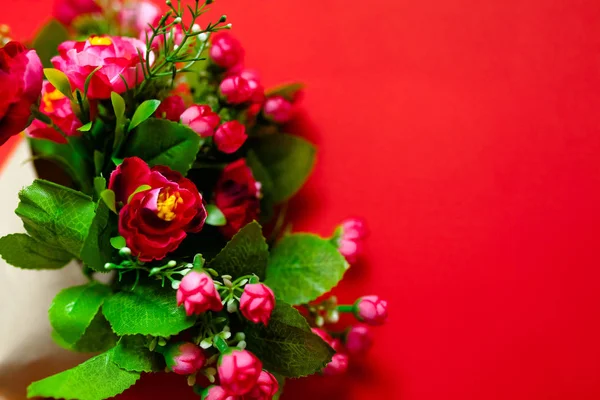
109 157 207 261
0 41 43 146
214 159 260 239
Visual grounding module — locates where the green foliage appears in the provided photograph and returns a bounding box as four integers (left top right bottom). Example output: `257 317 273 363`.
110 236 127 250
49 282 112 345
205 204 226 226
27 351 141 400
244 301 334 378
209 221 269 279
80 201 114 272
129 100 161 131
52 312 118 353
32 20 69 68
15 179 96 258
120 118 201 175
265 82 305 102
103 283 195 336
249 134 316 203
112 92 127 150
0 233 71 269
43 68 73 100
265 234 348 305
246 150 276 222
100 189 117 213
112 335 161 373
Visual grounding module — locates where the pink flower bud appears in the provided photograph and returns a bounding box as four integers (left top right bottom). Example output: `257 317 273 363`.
263 96 293 123
163 342 206 375
214 121 248 154
210 33 245 69
181 105 221 137
345 325 373 355
177 271 223 316
245 370 279 400
355 295 388 326
156 95 186 122
201 385 239 400
239 283 275 326
337 217 368 263
220 70 263 104
322 353 349 376
218 349 262 395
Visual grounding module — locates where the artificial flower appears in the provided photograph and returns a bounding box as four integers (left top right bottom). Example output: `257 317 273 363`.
210 32 245 69
163 342 206 375
239 283 275 326
214 120 247 154
155 95 186 122
218 349 262 395
180 105 220 137
177 271 223 316
53 0 102 26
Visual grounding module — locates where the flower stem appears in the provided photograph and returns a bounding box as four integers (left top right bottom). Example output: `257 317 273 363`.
213 335 229 354
337 305 355 313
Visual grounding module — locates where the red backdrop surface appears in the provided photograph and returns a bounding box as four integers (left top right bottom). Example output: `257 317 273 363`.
3 0 600 399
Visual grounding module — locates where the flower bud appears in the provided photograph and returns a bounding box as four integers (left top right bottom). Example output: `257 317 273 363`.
163 342 206 375
156 95 186 122
245 370 279 400
336 217 368 264
220 70 263 104
345 325 373 355
239 283 275 326
322 353 349 376
210 32 244 69
200 385 238 400
177 271 223 316
218 349 262 395
263 95 293 123
214 120 248 154
354 295 388 326
180 105 221 137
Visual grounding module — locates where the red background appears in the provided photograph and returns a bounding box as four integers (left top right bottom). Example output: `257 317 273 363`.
3 0 600 399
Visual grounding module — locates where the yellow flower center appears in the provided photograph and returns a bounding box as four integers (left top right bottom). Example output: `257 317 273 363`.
42 88 66 113
156 190 183 221
89 36 112 46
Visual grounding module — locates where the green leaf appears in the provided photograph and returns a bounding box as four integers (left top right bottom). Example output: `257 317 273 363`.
49 282 112 345
80 201 114 272
127 184 152 204
94 176 106 196
78 121 93 132
247 150 276 221
100 189 117 213
52 312 118 353
103 283 196 336
129 99 161 131
249 134 316 203
121 118 201 175
110 236 127 250
32 19 69 68
244 301 334 378
111 92 127 151
205 204 226 226
0 233 71 269
27 351 141 400
43 68 73 100
16 179 96 258
209 221 269 279
112 335 161 373
265 234 348 305
265 82 305 102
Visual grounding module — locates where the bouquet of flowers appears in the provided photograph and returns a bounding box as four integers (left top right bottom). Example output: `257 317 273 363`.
0 1 388 399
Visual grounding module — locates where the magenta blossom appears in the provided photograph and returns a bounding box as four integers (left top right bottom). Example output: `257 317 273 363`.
201 385 239 400
177 271 223 316
218 349 262 395
263 95 293 123
156 95 186 122
180 105 220 137
239 283 275 326
53 0 102 26
355 295 388 326
337 217 368 263
119 0 161 36
245 370 279 400
220 70 264 104
51 36 149 99
214 121 247 154
323 353 349 376
210 32 245 69
345 325 373 355
163 342 206 375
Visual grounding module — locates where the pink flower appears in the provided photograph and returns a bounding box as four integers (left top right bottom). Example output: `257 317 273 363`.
245 370 279 400
180 105 220 137
155 95 186 122
119 0 161 36
210 33 244 69
220 70 263 104
177 271 223 316
337 217 368 263
163 342 206 375
218 349 262 395
323 353 349 376
0 41 43 146
355 295 388 326
345 325 373 355
214 121 247 154
51 36 148 99
53 0 102 26
239 283 275 326
200 385 239 400
26 81 82 144
263 96 293 123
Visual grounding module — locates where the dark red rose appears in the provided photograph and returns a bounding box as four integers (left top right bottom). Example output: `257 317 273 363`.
109 157 207 261
155 95 186 122
214 159 260 239
0 41 43 146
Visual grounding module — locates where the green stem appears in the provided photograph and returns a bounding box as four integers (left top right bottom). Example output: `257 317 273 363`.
338 305 356 313
213 335 229 354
